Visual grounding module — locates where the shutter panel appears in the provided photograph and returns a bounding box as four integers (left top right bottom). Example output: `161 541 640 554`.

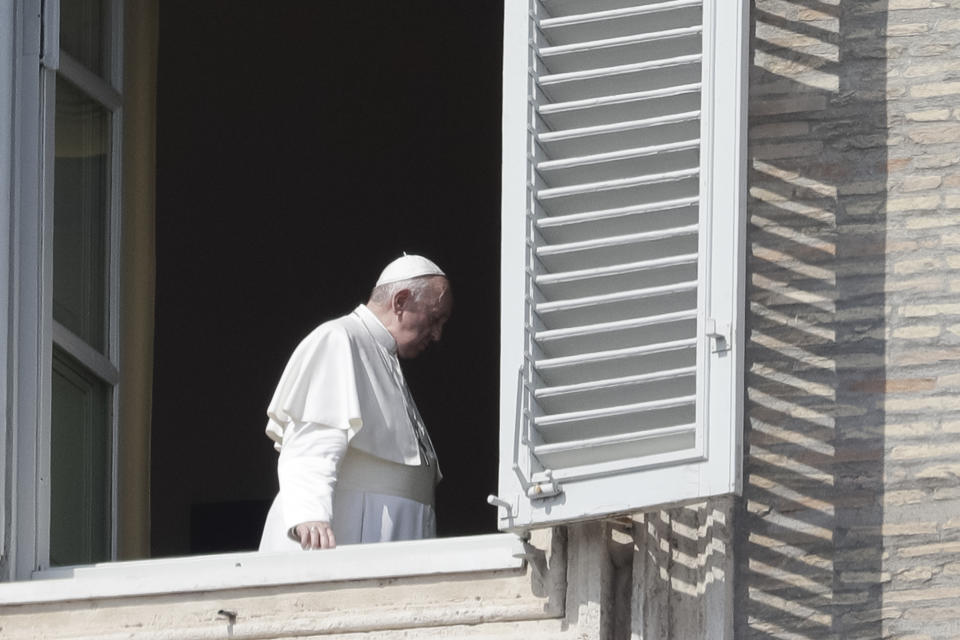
497 0 746 530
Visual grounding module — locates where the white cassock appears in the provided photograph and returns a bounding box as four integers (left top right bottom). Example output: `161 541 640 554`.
259 304 440 551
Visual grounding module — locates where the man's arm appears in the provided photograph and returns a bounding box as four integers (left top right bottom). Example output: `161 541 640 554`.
277 420 349 550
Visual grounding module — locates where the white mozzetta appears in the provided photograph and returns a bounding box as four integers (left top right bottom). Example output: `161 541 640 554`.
0 533 526 605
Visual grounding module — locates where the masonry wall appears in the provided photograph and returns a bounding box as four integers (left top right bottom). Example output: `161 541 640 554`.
737 0 960 638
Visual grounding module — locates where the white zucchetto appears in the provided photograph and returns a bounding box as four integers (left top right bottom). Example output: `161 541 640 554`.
375 254 446 286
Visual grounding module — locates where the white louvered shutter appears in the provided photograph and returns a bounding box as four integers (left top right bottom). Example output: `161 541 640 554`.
496 0 747 530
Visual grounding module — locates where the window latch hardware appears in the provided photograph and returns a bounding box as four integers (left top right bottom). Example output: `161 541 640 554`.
705 319 732 353
527 470 562 500
487 494 513 514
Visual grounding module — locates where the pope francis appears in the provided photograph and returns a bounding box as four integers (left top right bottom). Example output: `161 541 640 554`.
259 255 452 551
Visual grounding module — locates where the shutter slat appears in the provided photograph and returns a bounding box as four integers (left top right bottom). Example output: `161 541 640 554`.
539 110 699 143
532 424 697 475
537 167 698 199
536 253 697 285
538 138 700 171
536 281 697 314
535 337 696 370
539 0 703 28
536 366 698 399
537 224 698 256
539 53 701 86
534 423 695 454
539 83 700 115
534 394 696 427
536 309 697 342
535 442 701 483
538 196 698 228
539 25 703 58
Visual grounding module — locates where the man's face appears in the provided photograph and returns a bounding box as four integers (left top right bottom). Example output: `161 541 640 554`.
393 278 453 359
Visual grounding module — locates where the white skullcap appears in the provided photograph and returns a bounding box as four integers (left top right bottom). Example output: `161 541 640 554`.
375 254 446 286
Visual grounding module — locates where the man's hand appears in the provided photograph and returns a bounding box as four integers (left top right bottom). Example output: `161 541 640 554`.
294 521 336 550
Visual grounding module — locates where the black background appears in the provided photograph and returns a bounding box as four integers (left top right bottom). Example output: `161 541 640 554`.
153 1 504 556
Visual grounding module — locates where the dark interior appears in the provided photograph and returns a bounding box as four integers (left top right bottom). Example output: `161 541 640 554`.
152 2 504 556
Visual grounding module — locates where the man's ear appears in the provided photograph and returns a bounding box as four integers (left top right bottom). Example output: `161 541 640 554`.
392 288 413 314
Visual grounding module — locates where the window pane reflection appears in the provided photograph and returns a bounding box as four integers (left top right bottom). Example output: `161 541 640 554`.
60 0 108 77
50 348 111 567
53 77 109 353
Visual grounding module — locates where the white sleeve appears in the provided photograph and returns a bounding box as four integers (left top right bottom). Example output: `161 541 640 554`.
277 420 349 531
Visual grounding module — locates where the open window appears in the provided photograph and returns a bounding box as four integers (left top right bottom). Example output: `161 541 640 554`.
4 0 126 577
495 0 747 530
1 0 746 588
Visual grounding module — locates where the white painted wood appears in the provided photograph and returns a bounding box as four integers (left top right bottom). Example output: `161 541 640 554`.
539 83 700 116
536 309 697 342
539 111 700 143
537 195 698 227
540 0 702 28
8 0 126 575
12 0 46 580
537 138 700 170
539 25 703 57
496 0 535 530
539 53 702 86
536 365 697 397
536 282 698 314
536 255 698 285
498 0 746 530
35 64 56 573
535 395 696 426
107 0 124 561
701 0 748 495
0 534 526 605
537 167 699 199
40 0 59 70
537 224 698 256
0 0 16 566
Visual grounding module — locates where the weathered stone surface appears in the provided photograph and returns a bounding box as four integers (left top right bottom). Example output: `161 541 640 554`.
743 3 960 638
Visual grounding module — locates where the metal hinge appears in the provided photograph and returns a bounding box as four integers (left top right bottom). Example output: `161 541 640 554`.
705 318 731 353
527 470 562 500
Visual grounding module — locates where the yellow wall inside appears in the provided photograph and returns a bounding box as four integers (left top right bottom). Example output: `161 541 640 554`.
117 0 158 560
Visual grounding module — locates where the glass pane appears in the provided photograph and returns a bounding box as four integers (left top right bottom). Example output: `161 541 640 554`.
50 348 111 567
53 76 110 353
60 0 108 77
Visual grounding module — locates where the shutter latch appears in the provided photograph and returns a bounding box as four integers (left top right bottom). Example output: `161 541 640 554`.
527 470 562 500
706 319 731 353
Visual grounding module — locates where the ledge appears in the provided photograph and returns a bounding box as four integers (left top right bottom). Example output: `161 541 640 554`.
0 533 526 605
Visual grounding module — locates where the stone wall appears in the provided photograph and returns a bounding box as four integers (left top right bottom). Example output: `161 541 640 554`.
737 1 960 638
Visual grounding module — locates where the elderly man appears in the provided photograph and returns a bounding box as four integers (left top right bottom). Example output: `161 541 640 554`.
259 255 452 551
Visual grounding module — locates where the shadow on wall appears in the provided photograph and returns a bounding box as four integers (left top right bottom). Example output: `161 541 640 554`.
737 1 888 638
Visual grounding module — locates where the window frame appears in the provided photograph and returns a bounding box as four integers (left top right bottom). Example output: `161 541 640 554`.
42 0 124 569
6 0 124 579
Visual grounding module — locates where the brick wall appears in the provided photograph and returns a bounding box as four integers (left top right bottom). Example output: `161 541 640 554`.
739 1 960 638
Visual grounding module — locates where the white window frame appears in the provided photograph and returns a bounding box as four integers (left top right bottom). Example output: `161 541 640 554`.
6 0 124 579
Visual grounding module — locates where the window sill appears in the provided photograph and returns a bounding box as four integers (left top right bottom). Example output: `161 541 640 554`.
0 533 526 604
